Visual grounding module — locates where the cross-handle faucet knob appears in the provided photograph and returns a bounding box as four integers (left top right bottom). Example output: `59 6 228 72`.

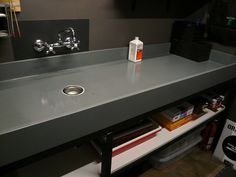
71 42 80 51
45 43 56 54
34 39 46 52
64 37 80 51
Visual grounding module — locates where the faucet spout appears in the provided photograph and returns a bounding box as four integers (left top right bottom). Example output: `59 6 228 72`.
58 27 76 42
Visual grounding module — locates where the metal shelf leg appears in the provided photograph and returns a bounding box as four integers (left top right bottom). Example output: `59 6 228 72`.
101 132 113 177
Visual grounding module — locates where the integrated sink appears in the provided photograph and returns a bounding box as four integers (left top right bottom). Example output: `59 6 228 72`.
62 85 85 96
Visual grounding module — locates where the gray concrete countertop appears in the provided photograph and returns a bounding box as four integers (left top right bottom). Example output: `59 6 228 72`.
0 46 236 167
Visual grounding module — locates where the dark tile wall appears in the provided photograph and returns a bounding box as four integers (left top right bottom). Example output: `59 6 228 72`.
11 19 89 60
0 38 14 63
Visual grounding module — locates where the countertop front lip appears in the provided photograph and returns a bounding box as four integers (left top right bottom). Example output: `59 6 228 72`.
0 54 236 136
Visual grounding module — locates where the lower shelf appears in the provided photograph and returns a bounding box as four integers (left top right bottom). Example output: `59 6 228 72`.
62 107 225 177
0 30 8 37
62 162 101 177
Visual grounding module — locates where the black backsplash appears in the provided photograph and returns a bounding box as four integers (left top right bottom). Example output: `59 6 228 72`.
11 19 89 60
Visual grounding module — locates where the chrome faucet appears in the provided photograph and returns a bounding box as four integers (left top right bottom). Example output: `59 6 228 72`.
33 27 80 55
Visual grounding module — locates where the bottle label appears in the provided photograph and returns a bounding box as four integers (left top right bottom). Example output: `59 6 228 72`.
136 49 143 60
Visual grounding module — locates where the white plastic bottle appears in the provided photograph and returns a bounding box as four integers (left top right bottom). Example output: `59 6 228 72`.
128 37 143 62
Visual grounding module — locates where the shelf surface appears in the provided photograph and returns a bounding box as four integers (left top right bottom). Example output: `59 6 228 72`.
63 107 225 176
62 162 100 177
0 13 6 17
0 31 8 37
111 107 224 173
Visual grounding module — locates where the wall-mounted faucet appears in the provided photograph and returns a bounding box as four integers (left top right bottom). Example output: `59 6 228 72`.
33 27 80 55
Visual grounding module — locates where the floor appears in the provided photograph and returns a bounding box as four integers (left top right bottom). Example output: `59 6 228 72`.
217 167 236 177
139 148 225 177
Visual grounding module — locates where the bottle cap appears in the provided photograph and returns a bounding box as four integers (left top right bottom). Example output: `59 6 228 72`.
135 36 139 40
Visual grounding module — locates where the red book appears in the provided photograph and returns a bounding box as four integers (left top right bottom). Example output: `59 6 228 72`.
91 126 162 157
112 126 162 157
112 124 155 147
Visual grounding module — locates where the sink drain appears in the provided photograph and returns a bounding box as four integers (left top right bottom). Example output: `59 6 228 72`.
62 85 85 96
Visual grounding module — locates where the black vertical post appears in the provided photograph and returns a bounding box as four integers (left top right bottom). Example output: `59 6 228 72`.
101 132 113 177
166 0 171 12
131 0 136 11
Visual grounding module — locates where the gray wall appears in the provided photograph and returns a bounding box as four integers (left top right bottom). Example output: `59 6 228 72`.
0 38 14 63
2 0 236 61
17 0 174 50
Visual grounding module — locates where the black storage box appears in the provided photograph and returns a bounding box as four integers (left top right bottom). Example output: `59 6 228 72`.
170 21 212 62
171 21 205 42
170 40 212 62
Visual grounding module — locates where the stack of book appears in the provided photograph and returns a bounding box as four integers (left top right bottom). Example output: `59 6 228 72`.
152 102 194 131
91 119 162 157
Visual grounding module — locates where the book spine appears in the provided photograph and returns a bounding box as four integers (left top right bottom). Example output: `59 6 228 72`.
112 127 162 157
113 126 154 147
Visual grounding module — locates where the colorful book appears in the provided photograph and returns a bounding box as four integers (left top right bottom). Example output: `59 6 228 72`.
161 102 194 122
152 114 192 131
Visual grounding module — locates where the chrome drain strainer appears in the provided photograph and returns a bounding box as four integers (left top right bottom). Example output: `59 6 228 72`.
62 85 84 96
